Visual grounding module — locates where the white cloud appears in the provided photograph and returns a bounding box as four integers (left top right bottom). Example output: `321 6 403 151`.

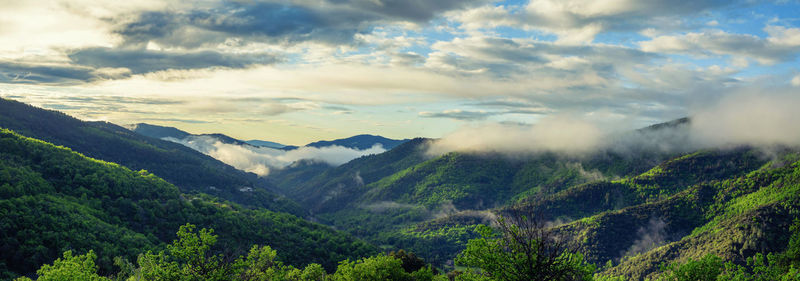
164 135 386 176
448 0 734 44
689 91 800 147
426 115 604 156
0 1 167 60
639 27 800 65
427 89 800 156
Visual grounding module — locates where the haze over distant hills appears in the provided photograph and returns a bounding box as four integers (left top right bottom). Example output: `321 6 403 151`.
132 123 409 151
130 122 409 176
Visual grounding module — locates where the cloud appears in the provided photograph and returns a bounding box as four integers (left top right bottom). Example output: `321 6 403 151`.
68 47 281 74
793 74 800 87
639 26 800 65
688 90 800 147
450 0 737 44
426 115 604 156
112 0 487 48
0 61 124 84
419 107 548 121
164 135 386 176
427 88 800 157
419 109 496 121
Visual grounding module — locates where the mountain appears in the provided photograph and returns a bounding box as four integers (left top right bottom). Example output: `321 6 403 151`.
7 100 797 281
265 117 800 279
246 139 289 149
0 98 303 215
269 138 433 211
305 134 409 150
127 123 191 140
131 123 253 147
381 146 800 279
264 125 685 266
0 128 377 279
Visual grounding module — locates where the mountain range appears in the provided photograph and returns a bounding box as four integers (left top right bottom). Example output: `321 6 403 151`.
130 123 408 151
2 98 799 280
0 99 303 216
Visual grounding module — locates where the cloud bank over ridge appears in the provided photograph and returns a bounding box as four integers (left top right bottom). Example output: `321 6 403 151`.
427 90 800 156
165 135 386 176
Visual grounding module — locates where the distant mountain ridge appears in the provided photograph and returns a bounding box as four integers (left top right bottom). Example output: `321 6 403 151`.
130 123 254 147
131 123 406 151
127 123 191 140
0 98 303 215
246 139 289 149
305 134 410 150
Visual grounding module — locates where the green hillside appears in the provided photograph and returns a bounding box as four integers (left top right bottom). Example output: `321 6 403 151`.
0 128 376 279
0 98 302 215
269 138 432 211
264 140 682 267
6 97 797 281
386 147 800 279
267 132 799 280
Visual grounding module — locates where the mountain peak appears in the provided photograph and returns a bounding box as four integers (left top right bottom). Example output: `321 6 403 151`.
305 134 409 150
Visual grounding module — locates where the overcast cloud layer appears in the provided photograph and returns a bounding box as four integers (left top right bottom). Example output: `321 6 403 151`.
0 0 799 144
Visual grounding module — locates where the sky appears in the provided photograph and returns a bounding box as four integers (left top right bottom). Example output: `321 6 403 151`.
1 0 799 145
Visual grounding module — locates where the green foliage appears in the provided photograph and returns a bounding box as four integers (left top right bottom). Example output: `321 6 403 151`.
657 254 726 281
0 97 303 215
0 128 376 278
456 224 595 281
651 218 800 281
19 224 443 281
330 255 411 281
14 251 109 281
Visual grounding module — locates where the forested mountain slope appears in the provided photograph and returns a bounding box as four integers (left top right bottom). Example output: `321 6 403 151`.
0 98 302 215
0 128 376 280
269 138 432 211
265 115 798 280
397 146 799 279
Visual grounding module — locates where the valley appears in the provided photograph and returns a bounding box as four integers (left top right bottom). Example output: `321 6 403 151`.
3 98 799 280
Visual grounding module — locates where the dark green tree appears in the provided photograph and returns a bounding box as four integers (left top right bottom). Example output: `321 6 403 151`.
455 210 595 281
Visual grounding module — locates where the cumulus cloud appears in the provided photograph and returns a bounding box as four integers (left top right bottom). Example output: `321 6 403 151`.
449 0 736 44
112 0 487 48
639 27 800 65
165 135 386 176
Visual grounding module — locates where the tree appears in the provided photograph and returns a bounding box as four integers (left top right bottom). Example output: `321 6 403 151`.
14 250 110 281
455 209 595 281
389 250 428 273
